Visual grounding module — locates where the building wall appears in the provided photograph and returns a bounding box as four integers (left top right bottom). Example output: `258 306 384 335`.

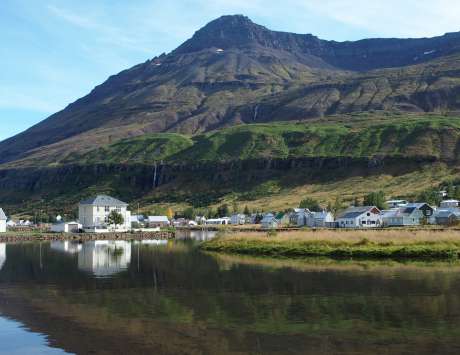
79 205 131 230
337 213 382 228
0 220 6 233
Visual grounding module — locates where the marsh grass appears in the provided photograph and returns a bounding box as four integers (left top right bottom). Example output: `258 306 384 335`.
201 229 460 259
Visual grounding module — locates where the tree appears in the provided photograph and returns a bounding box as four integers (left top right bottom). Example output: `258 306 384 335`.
232 201 239 214
418 188 442 206
299 198 321 212
353 196 360 207
108 211 124 227
332 196 345 217
454 186 460 200
166 208 174 220
447 181 456 199
363 191 387 210
244 205 250 215
217 204 229 217
183 207 196 220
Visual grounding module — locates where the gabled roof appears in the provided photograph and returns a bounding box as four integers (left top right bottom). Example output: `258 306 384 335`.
0 209 6 220
79 195 128 207
337 206 380 219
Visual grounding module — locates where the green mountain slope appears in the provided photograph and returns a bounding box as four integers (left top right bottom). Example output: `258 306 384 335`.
61 115 460 165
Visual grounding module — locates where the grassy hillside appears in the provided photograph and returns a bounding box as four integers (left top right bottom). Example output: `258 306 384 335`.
64 115 460 165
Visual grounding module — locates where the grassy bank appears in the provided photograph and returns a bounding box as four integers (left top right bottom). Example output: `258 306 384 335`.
200 230 460 260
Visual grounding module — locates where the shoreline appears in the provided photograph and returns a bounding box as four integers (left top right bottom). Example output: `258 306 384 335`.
200 229 460 260
0 231 174 243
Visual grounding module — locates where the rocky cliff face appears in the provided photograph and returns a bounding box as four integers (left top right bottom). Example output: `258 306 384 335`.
1 15 460 166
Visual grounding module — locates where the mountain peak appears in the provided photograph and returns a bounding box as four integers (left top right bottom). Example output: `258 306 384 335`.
174 15 271 54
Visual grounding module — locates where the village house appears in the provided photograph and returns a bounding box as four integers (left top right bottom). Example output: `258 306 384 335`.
147 216 170 228
435 209 460 225
51 221 82 233
0 209 6 233
440 200 460 209
311 211 335 227
230 214 246 225
289 208 311 226
78 195 131 233
261 213 279 229
336 206 382 228
206 217 230 225
386 200 409 209
382 203 434 227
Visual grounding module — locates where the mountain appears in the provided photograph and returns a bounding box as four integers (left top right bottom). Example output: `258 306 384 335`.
1 15 460 215
1 15 460 166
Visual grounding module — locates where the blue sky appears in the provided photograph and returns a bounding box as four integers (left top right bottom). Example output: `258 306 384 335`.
1 0 459 141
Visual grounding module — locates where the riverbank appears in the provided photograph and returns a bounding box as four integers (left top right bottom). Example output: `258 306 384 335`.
200 229 460 260
0 231 174 243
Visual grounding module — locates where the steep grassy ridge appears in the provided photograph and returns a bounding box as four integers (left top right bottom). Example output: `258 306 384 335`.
63 116 460 165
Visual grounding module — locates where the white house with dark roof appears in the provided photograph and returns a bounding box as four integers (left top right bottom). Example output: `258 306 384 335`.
0 209 7 233
78 195 131 233
336 206 382 228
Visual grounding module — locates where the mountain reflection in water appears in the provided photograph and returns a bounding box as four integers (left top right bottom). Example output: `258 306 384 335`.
1 236 460 354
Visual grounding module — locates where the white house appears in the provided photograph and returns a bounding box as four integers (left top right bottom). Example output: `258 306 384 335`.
231 214 246 225
206 218 230 225
50 221 82 233
147 216 170 227
261 213 279 229
0 243 5 270
440 200 460 209
336 206 382 228
78 195 131 233
0 209 6 233
386 200 409 209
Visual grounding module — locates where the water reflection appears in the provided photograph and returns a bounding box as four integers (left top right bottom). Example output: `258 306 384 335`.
50 241 82 254
77 241 131 277
0 244 5 271
175 229 217 241
2 238 460 354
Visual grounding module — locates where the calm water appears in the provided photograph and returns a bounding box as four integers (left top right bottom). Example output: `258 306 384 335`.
1 232 460 354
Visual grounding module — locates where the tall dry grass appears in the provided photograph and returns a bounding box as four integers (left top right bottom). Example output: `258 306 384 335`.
218 229 460 246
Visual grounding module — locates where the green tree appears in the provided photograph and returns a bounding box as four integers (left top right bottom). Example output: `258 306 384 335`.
418 188 442 206
243 205 250 215
299 198 321 212
447 181 456 199
232 201 239 214
363 191 387 210
183 207 196 220
353 196 360 207
332 196 345 217
454 186 460 200
217 204 229 217
108 211 124 226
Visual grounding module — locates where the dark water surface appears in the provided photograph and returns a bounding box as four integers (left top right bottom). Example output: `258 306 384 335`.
1 232 460 354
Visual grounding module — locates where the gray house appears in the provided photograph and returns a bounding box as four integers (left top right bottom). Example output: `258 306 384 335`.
435 209 460 225
382 203 434 227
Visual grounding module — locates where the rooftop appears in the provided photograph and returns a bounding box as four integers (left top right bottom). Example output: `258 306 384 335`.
79 195 128 207
0 208 6 220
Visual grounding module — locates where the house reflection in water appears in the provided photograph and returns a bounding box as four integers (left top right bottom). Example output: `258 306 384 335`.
0 243 5 270
78 241 132 277
50 241 82 254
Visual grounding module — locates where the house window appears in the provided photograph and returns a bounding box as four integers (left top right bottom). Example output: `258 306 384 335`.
362 221 366 225
367 213 371 217
105 206 110 213
116 207 121 213
371 221 376 225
